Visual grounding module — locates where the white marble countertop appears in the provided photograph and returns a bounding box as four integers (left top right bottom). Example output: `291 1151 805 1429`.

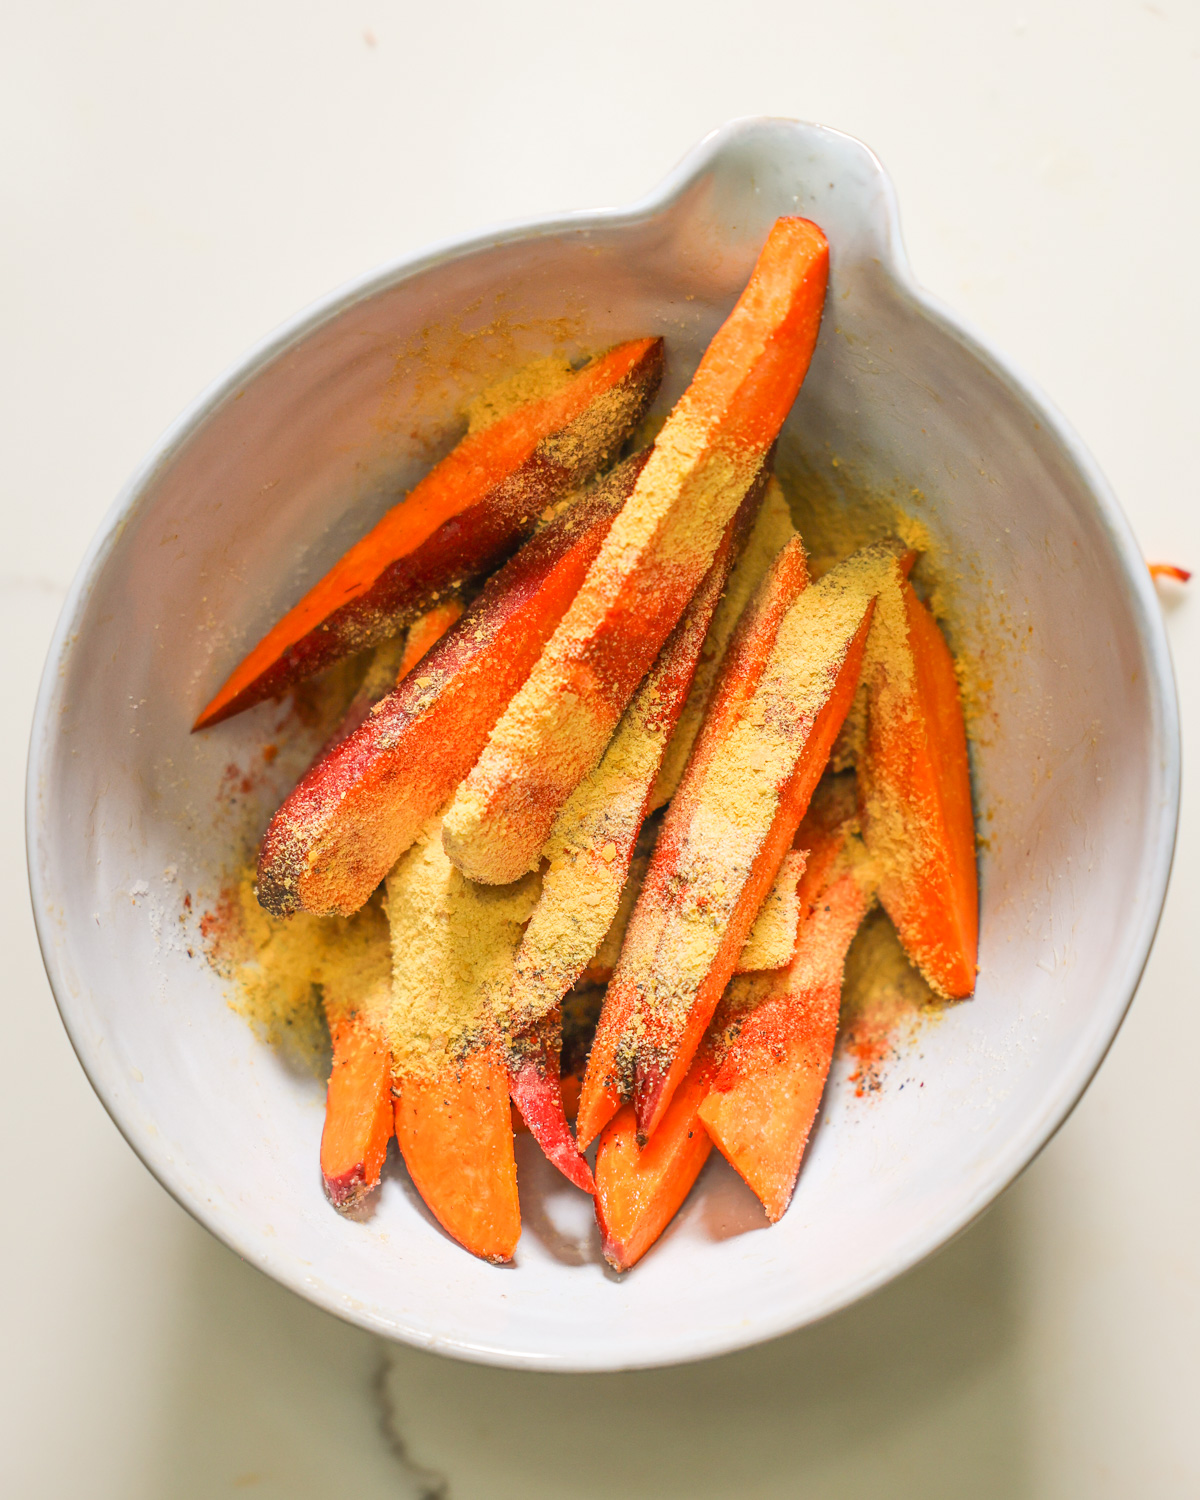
3 3 1197 1495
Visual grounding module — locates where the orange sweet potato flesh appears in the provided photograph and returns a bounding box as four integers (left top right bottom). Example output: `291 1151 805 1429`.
859 575 978 998
699 875 867 1221
594 1051 718 1271
395 598 466 681
442 219 830 885
256 453 648 917
320 1016 394 1210
194 338 663 728
394 1045 521 1264
698 788 869 1222
574 976 636 1154
575 536 811 1150
793 773 858 918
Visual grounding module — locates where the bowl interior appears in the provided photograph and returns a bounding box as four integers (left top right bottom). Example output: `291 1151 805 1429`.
29 120 1177 1370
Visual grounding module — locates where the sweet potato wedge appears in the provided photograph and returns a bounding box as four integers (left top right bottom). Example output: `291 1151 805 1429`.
195 338 663 728
583 844 806 986
593 777 865 1246
384 815 535 1261
594 1049 718 1271
384 810 541 1081
649 476 796 810
507 1009 595 1193
576 533 812 1149
580 828 655 986
699 873 869 1222
858 565 978 998
628 543 902 1139
443 218 830 884
664 535 812 810
512 1077 581 1135
320 1014 394 1210
394 1045 521 1264
511 1071 581 1132
256 454 647 917
737 849 806 971
792 771 859 916
315 904 394 1210
698 778 869 1221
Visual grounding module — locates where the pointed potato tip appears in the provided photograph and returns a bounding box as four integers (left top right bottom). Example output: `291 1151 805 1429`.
191 703 222 732
322 1166 368 1212
556 1152 596 1196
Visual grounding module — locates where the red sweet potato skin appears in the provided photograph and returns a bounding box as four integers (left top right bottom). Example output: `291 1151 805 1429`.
508 1010 595 1193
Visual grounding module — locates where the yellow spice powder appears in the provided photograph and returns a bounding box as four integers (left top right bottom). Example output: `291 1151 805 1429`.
842 903 935 1020
582 838 654 984
838 905 939 1094
779 451 933 583
356 631 412 703
779 450 998 747
587 837 805 986
385 812 541 1076
650 476 796 810
203 864 391 1071
464 355 576 435
738 848 806 971
713 824 876 1043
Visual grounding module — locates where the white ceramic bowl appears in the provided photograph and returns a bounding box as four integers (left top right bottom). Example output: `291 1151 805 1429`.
27 119 1179 1371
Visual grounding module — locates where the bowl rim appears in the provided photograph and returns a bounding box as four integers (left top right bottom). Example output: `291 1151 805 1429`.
26 116 1182 1370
